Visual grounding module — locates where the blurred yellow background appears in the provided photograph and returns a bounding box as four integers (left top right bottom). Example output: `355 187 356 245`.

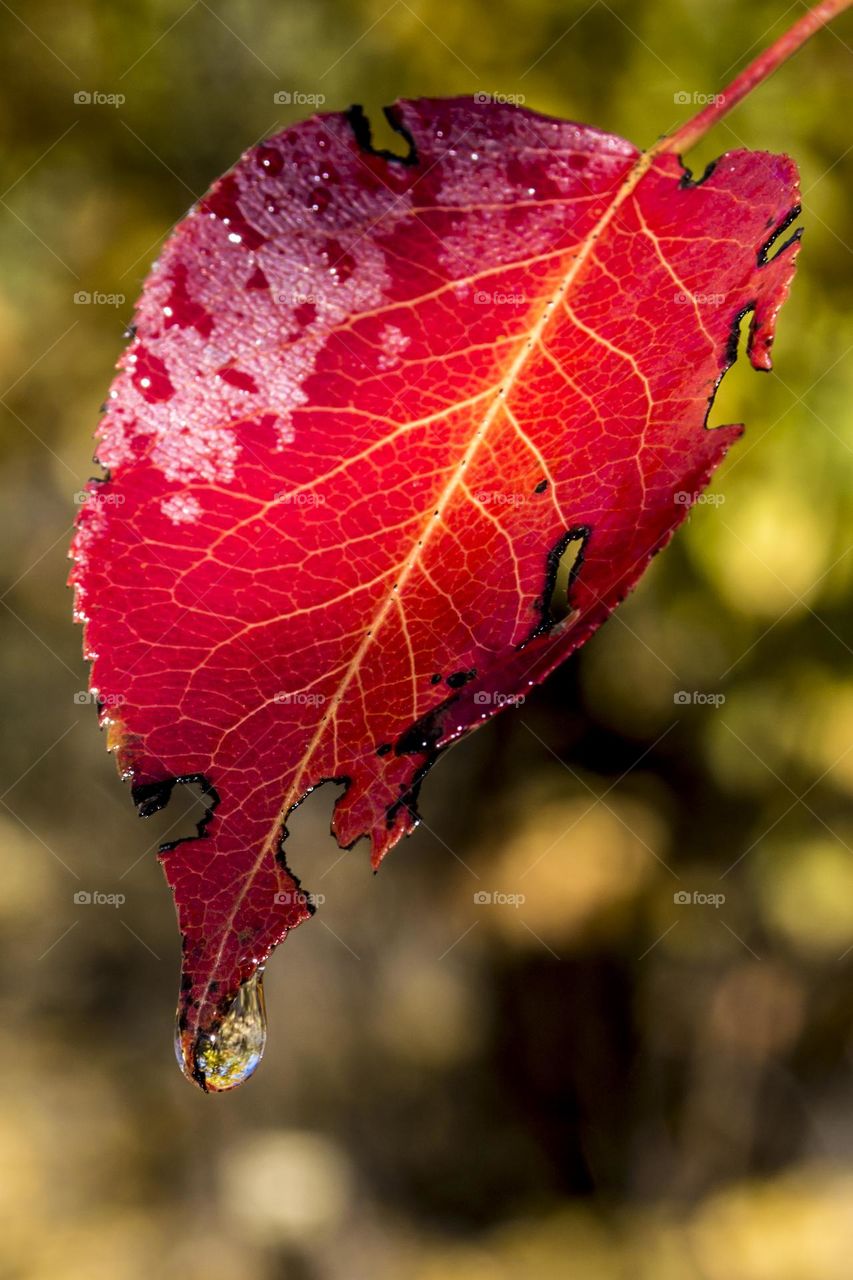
1 1 851 1276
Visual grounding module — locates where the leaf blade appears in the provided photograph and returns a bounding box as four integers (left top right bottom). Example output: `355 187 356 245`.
72 97 801 1086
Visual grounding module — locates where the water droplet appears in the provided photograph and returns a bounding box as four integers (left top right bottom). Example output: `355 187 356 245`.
201 175 266 249
255 144 284 175
306 186 327 213
320 238 355 283
131 345 174 402
177 968 267 1092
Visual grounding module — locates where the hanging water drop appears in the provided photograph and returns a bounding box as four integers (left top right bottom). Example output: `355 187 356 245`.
176 967 267 1092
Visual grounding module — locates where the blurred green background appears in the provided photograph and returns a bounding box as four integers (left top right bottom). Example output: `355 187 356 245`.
1 1 852 1276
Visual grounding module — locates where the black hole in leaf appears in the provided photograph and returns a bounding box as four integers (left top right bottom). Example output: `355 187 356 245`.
548 531 587 623
133 775 219 853
706 304 755 431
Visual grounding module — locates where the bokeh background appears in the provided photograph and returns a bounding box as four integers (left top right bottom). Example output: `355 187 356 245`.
1 1 852 1276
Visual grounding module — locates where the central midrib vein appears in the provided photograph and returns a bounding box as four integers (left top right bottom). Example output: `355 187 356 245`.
192 144 661 1033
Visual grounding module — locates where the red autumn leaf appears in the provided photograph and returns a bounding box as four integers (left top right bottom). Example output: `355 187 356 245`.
70 3 846 1089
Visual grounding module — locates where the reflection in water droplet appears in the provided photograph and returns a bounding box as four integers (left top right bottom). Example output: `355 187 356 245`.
176 968 267 1092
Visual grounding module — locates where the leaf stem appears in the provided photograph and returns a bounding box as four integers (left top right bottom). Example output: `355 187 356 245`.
658 0 853 155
